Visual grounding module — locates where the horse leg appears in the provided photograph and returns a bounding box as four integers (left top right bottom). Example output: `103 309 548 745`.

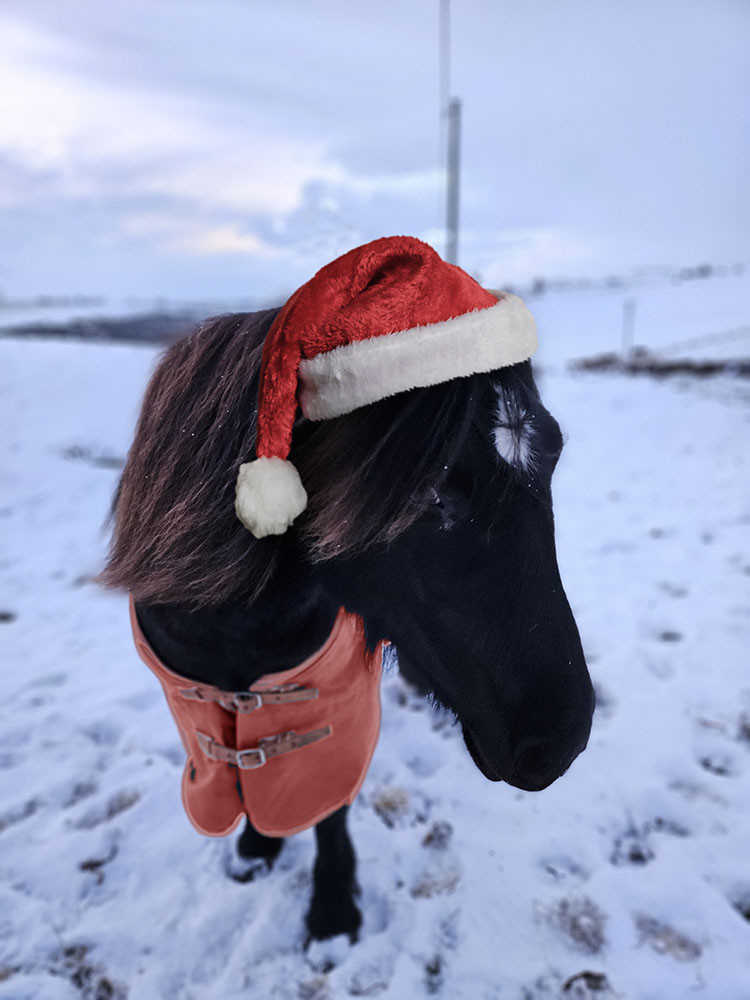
305 804 362 946
225 817 284 882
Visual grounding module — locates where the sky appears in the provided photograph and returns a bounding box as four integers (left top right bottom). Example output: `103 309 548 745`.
1 0 748 301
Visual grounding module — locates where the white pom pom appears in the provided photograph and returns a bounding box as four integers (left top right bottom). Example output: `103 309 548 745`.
234 457 308 538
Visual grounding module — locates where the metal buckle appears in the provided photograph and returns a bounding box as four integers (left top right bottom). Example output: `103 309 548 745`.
236 746 267 769
221 691 263 714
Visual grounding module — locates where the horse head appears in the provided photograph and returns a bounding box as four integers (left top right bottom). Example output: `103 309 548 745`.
294 353 595 792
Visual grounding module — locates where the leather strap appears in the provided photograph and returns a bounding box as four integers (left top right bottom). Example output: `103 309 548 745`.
195 726 333 770
179 682 319 714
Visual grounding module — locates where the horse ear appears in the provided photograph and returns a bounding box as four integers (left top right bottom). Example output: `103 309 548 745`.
234 457 307 538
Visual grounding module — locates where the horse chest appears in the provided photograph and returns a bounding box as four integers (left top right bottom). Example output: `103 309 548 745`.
129 598 385 837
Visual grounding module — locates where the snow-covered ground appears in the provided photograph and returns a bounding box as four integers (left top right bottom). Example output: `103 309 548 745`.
3 268 748 360
1 283 749 999
529 272 750 367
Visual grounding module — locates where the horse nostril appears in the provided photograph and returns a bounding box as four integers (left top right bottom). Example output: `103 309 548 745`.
512 735 580 791
514 737 556 781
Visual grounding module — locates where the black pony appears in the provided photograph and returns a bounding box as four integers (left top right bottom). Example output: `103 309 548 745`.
101 305 594 945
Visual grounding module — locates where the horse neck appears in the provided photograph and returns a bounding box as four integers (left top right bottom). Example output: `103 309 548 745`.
133 570 340 691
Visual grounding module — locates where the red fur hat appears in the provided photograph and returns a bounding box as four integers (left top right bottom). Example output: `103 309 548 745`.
235 234 537 537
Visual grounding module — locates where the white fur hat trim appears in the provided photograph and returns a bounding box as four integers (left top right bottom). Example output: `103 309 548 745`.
297 291 537 420
235 457 308 538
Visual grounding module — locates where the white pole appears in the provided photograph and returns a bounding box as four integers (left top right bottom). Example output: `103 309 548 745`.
622 297 637 357
445 97 461 265
438 0 461 264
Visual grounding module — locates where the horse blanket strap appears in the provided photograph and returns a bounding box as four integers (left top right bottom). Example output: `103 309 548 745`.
195 726 333 769
129 596 386 839
179 683 319 713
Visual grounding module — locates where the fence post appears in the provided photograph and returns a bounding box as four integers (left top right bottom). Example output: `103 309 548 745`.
622 297 636 358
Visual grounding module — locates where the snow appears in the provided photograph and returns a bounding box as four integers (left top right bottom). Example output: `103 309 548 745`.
529 271 750 367
1 283 749 998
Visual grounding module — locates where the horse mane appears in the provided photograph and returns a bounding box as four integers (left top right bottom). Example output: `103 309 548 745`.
99 307 497 608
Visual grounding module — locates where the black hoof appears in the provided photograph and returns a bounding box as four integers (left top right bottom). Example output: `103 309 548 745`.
223 851 274 884
304 892 362 945
226 821 284 882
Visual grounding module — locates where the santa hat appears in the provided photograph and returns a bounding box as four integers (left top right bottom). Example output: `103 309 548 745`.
235 235 537 538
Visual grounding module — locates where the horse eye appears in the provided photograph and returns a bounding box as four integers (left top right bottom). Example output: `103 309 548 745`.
444 464 475 502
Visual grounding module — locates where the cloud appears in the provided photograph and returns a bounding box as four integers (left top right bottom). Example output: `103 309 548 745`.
121 212 284 258
0 1 746 298
0 12 444 281
0 18 346 219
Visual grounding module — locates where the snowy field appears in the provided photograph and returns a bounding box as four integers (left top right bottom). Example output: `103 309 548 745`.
1 283 750 999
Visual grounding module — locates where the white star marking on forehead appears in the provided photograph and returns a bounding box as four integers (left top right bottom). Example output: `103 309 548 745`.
492 387 536 472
